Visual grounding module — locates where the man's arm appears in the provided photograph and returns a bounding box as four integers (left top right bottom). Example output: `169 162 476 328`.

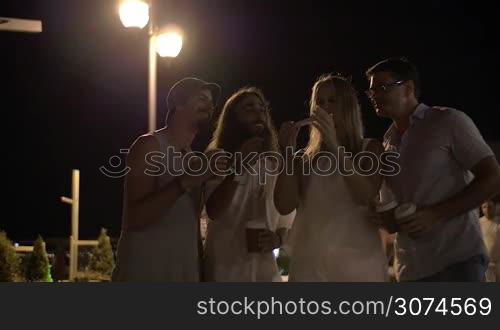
399 110 500 236
206 137 266 220
435 111 500 219
205 174 239 220
433 155 500 221
124 135 186 231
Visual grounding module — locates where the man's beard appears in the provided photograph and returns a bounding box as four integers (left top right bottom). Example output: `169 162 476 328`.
196 118 210 130
193 112 212 131
236 119 271 146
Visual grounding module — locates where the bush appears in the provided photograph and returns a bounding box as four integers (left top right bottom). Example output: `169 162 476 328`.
25 236 53 282
74 271 110 282
0 231 21 282
89 228 115 277
276 248 290 275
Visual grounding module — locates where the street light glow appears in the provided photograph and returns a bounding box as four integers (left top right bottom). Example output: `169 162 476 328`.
117 2 184 131
155 31 183 57
119 0 150 29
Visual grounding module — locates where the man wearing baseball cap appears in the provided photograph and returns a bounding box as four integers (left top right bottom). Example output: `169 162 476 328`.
113 77 229 281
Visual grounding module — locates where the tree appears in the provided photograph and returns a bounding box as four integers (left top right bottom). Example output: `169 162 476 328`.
0 231 20 282
26 236 52 282
89 228 115 277
276 248 290 276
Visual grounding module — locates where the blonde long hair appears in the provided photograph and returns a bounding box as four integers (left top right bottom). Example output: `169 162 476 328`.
304 74 364 156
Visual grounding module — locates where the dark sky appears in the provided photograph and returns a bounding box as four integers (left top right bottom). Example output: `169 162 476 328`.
1 0 498 241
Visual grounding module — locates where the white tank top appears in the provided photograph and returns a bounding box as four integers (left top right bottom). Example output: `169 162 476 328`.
288 139 388 282
112 132 202 281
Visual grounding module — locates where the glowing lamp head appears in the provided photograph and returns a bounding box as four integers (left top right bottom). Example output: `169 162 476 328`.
119 0 150 29
155 30 183 58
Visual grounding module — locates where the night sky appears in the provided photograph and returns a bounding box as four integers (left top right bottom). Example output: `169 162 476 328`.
2 0 498 241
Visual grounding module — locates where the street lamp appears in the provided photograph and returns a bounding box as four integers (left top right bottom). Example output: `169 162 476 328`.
61 169 98 281
118 0 149 28
118 0 184 133
155 29 183 58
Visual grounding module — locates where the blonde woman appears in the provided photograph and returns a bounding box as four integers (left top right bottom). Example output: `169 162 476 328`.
274 74 387 281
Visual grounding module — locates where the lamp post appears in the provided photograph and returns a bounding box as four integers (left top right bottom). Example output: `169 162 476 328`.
61 169 98 281
118 0 183 132
0 17 42 33
61 169 80 281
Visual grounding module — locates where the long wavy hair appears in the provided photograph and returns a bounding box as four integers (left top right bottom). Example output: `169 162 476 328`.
304 74 364 156
207 87 279 153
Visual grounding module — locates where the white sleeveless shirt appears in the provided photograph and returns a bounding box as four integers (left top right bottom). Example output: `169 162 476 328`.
288 140 388 282
112 132 202 281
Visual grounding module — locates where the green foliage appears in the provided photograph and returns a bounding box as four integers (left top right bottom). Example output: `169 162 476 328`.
46 265 54 282
89 228 115 277
74 271 110 282
276 248 290 275
26 236 52 282
0 231 21 282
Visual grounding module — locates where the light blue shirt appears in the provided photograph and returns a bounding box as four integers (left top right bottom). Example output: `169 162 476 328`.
383 103 493 281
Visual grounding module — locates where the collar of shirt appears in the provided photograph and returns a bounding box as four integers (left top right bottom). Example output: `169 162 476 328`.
383 103 430 148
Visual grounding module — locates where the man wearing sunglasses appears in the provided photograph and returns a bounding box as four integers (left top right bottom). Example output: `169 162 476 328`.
366 57 500 281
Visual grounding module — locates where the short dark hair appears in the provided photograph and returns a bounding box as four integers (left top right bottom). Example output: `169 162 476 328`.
366 57 421 98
